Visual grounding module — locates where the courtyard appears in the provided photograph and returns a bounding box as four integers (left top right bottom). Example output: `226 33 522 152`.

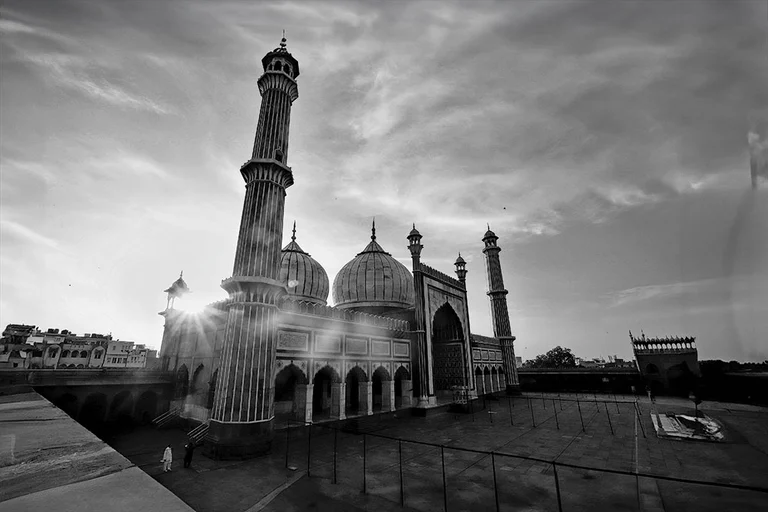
107 393 768 512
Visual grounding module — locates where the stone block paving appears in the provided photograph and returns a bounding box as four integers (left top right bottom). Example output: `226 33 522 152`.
107 393 768 512
279 394 768 511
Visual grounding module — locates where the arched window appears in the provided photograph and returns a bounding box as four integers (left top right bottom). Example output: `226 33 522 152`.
645 363 659 375
94 350 102 359
274 149 284 162
80 351 88 358
62 350 70 358
274 61 282 72
284 65 291 75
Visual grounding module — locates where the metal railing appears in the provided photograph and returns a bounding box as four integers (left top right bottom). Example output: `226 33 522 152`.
275 395 768 511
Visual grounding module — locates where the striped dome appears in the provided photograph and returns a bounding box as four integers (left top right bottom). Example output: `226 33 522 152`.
279 226 329 305
332 225 414 311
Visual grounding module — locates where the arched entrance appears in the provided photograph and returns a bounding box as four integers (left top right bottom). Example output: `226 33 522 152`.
490 367 498 392
394 366 411 408
345 366 368 416
431 303 467 399
79 393 108 429
483 367 492 395
274 363 307 424
372 366 391 412
136 390 158 424
190 364 206 405
475 367 484 395
109 390 135 426
175 364 189 399
312 366 340 420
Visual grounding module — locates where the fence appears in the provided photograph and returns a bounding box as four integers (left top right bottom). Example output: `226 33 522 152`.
276 394 768 512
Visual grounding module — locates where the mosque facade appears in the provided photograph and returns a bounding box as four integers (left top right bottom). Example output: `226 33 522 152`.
158 38 519 459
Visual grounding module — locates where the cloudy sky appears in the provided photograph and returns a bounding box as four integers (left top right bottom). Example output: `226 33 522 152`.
1 0 767 362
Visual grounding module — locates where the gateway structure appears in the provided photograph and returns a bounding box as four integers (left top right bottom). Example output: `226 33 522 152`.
158 37 520 459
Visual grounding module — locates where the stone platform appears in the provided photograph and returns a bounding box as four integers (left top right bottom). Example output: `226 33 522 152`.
0 390 193 512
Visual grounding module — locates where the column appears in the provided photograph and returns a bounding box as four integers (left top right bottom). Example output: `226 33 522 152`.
383 380 395 412
295 384 309 424
400 380 413 407
359 382 373 416
331 382 346 420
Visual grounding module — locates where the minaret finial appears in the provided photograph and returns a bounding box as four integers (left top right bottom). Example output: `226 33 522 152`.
179 270 183 279
280 30 287 48
291 221 296 241
371 218 376 240
487 223 490 231
413 222 416 230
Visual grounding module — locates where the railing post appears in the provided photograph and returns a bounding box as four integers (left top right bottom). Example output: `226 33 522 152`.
508 397 514 426
399 440 404 507
333 427 338 484
552 399 559 430
363 433 367 494
307 423 312 477
529 398 536 427
285 425 290 468
605 402 614 435
441 445 448 512
577 398 585 432
552 463 563 512
491 452 500 512
634 402 646 438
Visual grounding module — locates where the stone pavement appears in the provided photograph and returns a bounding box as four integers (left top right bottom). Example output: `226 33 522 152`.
0 391 193 512
106 393 768 512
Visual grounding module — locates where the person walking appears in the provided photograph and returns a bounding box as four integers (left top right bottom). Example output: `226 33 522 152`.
161 444 173 472
183 440 195 469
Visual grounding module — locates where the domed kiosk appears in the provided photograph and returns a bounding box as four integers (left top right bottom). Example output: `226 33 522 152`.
279 222 329 305
332 221 415 315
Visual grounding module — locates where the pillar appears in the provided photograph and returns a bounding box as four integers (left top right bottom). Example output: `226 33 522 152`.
383 380 395 412
331 382 346 420
400 380 413 407
359 382 373 416
295 384 309 424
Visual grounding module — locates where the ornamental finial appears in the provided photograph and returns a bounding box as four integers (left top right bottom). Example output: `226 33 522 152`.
371 218 376 241
280 30 287 48
291 220 296 241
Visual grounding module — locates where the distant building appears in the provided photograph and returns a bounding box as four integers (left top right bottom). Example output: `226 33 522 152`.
0 324 155 369
630 331 700 395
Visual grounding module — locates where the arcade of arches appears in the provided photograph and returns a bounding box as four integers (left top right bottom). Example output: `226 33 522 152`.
474 365 506 395
272 362 412 425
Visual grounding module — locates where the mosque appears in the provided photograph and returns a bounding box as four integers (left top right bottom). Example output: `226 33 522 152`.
158 37 520 459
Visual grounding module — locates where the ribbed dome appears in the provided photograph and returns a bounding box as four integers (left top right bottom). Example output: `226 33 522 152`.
279 224 329 305
332 223 415 312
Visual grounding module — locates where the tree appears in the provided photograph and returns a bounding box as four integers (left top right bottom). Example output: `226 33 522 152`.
523 346 576 369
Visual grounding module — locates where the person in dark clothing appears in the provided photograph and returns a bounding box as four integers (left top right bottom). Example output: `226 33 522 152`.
183 440 195 468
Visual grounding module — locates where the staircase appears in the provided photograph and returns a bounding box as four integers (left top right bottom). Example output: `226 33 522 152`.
152 407 180 429
187 421 209 445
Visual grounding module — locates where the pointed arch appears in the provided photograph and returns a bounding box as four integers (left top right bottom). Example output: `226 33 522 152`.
431 302 467 395
175 364 189 398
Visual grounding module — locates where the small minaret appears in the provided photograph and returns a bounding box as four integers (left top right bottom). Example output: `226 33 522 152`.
207 35 300 459
482 226 520 393
162 271 189 311
454 253 467 284
407 224 430 404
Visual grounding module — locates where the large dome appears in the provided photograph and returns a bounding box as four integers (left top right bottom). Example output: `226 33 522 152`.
332 224 415 312
279 225 329 305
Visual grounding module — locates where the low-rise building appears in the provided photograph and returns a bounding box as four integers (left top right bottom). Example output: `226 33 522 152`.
0 324 153 369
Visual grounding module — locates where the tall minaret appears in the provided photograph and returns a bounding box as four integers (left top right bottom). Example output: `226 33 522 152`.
482 226 520 393
205 36 299 459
